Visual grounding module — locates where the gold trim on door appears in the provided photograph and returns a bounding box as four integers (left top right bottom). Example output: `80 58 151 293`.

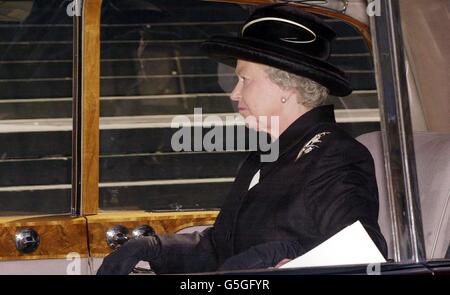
86 211 218 257
0 216 88 260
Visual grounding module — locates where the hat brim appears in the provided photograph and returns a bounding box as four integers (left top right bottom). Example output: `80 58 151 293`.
202 36 352 97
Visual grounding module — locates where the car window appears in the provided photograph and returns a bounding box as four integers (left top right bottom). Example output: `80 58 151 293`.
97 0 380 212
399 0 450 259
0 0 73 216
98 0 251 211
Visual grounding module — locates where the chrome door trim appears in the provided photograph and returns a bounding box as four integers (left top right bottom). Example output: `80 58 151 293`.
369 0 425 262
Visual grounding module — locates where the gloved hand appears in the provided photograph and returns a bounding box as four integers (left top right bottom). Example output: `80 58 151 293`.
218 240 303 271
96 236 161 275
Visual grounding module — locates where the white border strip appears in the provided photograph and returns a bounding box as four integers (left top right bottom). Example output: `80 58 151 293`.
0 109 380 133
0 90 377 104
0 177 235 192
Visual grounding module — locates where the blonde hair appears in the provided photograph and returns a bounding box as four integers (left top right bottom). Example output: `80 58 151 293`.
264 66 329 108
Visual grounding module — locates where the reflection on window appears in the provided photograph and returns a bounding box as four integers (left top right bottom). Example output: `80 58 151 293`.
98 0 379 211
399 0 450 260
0 0 73 215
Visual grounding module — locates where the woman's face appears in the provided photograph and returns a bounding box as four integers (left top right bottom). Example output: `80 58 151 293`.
230 60 287 131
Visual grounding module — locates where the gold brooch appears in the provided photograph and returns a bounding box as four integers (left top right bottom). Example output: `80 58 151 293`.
295 132 331 161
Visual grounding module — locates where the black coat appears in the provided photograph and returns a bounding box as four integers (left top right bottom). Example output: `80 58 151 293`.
152 105 387 273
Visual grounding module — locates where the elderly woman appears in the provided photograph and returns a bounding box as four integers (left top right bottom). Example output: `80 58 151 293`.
97 4 387 275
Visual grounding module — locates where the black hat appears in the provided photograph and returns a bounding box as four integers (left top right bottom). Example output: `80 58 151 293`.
202 4 352 96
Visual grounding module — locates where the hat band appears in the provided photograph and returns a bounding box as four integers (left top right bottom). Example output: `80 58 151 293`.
242 17 317 44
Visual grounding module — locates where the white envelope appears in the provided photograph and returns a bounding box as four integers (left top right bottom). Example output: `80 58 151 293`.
280 221 386 268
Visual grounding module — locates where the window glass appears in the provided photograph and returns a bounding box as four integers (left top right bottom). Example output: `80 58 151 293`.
98 0 380 211
399 0 450 260
0 0 73 215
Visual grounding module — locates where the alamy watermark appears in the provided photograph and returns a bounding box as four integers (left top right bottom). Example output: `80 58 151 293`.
67 0 82 17
366 263 382 275
66 252 81 275
366 0 381 17
170 108 279 162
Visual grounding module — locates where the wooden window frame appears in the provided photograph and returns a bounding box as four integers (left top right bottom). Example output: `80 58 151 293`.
77 0 374 257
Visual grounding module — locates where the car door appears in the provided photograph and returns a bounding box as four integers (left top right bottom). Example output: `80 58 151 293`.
84 0 385 273
3 0 423 275
84 0 246 272
0 0 89 275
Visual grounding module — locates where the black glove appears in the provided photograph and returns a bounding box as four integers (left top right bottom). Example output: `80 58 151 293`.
218 240 303 271
97 236 161 275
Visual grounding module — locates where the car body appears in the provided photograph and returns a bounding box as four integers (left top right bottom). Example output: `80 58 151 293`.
0 0 448 275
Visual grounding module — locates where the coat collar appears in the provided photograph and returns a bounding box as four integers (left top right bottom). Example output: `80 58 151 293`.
241 105 336 200
247 104 335 184
260 104 336 160
278 104 335 155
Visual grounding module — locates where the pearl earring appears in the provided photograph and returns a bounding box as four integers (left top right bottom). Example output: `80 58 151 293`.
281 97 287 103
